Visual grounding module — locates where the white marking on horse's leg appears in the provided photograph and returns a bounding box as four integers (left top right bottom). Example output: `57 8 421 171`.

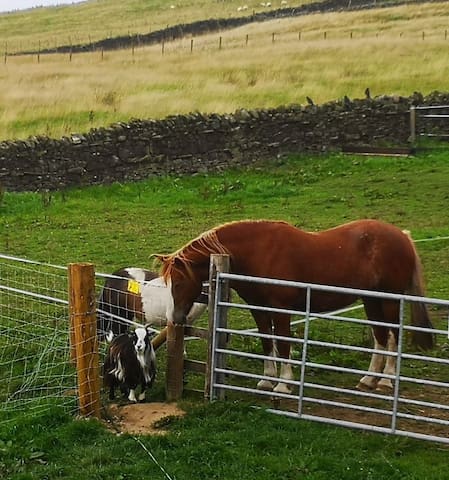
128 389 137 402
257 349 277 391
138 390 146 401
377 331 397 391
357 336 386 390
273 361 294 394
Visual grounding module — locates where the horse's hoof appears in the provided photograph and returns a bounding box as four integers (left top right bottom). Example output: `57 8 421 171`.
273 383 292 395
375 381 394 393
356 381 375 392
257 380 274 391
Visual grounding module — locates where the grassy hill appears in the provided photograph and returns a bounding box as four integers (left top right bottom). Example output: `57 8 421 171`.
1 0 449 140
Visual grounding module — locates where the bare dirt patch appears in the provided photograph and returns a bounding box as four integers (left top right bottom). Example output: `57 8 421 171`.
104 402 186 435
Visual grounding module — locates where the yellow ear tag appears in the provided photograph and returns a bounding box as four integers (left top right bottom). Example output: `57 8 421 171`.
127 279 141 295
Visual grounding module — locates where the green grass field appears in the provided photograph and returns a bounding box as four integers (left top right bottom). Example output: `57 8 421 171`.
1 150 449 479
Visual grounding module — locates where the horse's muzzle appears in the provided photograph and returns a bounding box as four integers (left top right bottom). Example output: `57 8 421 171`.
168 307 188 325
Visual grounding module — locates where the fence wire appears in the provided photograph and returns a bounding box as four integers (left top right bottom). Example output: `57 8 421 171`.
0 255 77 422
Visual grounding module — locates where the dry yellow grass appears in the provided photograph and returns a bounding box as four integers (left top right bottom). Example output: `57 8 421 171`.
1 1 449 140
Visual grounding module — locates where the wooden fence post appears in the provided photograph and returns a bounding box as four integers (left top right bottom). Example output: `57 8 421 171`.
68 262 101 418
410 106 416 144
205 254 230 400
165 322 185 401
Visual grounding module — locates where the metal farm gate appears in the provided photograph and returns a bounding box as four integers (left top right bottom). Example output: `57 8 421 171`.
410 104 449 143
208 270 449 444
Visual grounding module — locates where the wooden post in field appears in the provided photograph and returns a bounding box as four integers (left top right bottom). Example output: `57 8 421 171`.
68 263 101 418
205 254 230 400
166 322 185 401
410 106 416 144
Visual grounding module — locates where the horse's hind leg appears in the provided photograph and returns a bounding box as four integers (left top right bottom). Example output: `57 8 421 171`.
358 299 388 391
253 311 277 391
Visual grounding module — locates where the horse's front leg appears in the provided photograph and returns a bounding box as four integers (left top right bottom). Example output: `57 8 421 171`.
272 313 294 394
253 312 277 391
376 300 400 392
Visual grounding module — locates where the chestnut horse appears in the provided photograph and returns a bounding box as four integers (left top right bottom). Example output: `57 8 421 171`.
156 219 434 394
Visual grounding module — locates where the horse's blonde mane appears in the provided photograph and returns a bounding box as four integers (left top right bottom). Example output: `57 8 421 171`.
156 226 230 282
154 219 289 282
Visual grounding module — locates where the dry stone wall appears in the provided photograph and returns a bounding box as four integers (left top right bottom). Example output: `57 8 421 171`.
1 91 447 192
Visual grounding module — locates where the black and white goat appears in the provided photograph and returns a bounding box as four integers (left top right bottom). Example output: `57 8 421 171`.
103 326 156 403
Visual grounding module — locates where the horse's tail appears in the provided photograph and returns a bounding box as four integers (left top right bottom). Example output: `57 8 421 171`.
404 230 435 350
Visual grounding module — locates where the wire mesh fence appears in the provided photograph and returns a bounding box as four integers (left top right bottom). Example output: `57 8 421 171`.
0 254 77 422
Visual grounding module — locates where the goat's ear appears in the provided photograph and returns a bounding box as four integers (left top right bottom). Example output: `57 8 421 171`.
127 327 136 337
145 325 157 338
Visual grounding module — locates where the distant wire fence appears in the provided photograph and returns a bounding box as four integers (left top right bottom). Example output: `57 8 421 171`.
4 26 449 64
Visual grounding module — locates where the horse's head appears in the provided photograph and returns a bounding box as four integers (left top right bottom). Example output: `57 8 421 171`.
155 254 205 324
